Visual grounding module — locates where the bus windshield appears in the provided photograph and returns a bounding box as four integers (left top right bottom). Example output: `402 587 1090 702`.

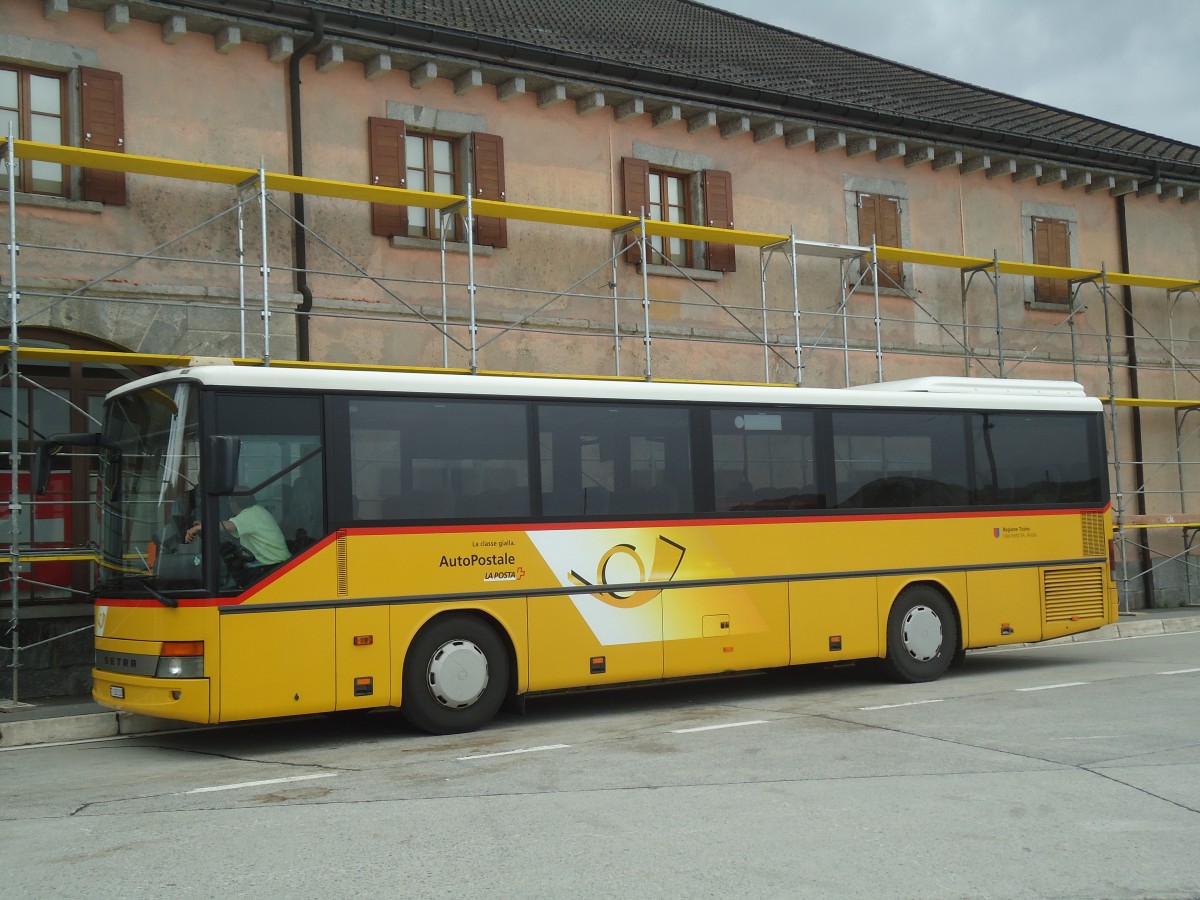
98 382 202 593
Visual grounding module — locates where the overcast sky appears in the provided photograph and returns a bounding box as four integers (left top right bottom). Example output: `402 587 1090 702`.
702 0 1200 148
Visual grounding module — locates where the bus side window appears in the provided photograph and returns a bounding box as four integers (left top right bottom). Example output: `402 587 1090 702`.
211 393 325 578
709 407 818 512
972 412 1101 508
539 402 693 518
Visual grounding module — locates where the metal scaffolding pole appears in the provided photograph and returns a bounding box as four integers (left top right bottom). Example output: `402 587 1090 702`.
1099 266 1132 612
235 177 257 359
639 212 651 381
3 130 29 707
789 230 802 386
258 166 271 365
871 239 884 382
466 190 479 374
612 236 622 378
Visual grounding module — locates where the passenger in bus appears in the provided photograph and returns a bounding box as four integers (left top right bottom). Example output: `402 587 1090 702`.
184 488 291 572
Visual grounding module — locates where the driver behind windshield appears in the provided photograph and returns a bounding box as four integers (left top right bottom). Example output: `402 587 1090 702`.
184 487 290 571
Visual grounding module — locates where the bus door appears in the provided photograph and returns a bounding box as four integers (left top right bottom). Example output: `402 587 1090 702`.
208 392 333 720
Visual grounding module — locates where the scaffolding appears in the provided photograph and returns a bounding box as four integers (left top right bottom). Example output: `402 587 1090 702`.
3 137 1198 703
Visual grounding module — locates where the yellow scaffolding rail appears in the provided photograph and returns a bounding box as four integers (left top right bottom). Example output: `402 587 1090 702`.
10 139 1200 288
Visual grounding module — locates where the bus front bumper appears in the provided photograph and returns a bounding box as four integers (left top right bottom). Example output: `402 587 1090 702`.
92 669 212 724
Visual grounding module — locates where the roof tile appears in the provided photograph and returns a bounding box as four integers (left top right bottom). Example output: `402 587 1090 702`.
302 0 1199 172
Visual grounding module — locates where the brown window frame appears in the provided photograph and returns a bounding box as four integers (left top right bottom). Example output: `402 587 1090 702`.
0 64 67 196
1032 216 1071 305
648 167 692 268
405 130 461 240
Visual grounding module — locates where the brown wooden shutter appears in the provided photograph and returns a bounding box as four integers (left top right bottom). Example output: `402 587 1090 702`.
620 157 650 264
1032 217 1070 304
80 67 125 205
856 193 902 287
703 168 735 273
368 116 407 238
472 132 507 249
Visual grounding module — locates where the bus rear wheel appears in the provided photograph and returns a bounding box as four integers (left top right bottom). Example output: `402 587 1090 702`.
402 615 509 735
881 586 958 683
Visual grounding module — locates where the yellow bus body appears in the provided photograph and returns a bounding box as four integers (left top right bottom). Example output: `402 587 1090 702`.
93 506 1116 724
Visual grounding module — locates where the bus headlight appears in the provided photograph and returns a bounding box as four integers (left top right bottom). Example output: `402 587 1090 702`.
155 641 204 678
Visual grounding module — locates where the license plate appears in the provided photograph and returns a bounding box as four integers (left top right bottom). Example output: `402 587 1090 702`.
110 686 125 699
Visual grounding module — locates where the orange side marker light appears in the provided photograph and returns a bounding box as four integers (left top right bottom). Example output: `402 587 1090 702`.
160 641 203 656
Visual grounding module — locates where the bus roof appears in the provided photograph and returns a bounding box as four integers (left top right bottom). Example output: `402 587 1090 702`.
108 365 1102 413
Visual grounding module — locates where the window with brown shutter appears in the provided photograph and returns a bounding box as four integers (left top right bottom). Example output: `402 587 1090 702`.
80 67 125 205
1032 216 1071 305
856 192 903 287
472 132 506 249
368 116 407 238
370 120 507 248
620 157 736 273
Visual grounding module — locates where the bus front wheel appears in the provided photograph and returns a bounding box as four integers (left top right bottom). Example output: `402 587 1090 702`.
881 586 958 683
402 615 510 735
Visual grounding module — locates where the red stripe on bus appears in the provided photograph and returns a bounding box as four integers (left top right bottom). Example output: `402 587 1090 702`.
95 503 1109 609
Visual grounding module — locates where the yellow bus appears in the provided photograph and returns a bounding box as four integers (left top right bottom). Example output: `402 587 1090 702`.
39 366 1117 733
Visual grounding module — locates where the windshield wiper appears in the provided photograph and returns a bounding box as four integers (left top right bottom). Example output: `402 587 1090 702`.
129 574 179 609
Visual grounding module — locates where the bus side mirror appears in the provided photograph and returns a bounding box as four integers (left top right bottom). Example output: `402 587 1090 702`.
207 435 241 495
34 432 102 495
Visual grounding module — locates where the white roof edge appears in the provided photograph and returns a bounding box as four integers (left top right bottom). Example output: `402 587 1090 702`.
109 367 1098 411
851 377 1089 398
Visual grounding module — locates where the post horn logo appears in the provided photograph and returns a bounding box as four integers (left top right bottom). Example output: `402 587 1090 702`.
568 535 686 608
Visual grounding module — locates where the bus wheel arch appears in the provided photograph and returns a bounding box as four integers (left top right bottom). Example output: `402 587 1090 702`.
401 611 513 734
881 582 960 683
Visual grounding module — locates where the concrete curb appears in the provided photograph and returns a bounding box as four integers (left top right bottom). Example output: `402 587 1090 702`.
0 710 189 749
1041 614 1200 645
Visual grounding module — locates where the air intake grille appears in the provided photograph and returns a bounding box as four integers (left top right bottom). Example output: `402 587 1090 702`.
1043 565 1106 622
1081 513 1107 559
336 530 349 597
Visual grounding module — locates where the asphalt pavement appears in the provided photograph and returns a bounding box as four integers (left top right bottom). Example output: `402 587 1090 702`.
3 607 1198 749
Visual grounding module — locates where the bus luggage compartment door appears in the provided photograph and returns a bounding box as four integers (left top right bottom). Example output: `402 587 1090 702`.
663 584 789 677
220 608 335 721
789 579 879 665
528 592 663 691
335 606 390 710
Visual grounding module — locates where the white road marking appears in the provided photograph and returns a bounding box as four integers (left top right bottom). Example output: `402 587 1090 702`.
859 699 946 711
670 720 768 734
1158 667 1200 675
186 772 338 794
1049 735 1121 741
1015 682 1089 692
457 743 570 760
